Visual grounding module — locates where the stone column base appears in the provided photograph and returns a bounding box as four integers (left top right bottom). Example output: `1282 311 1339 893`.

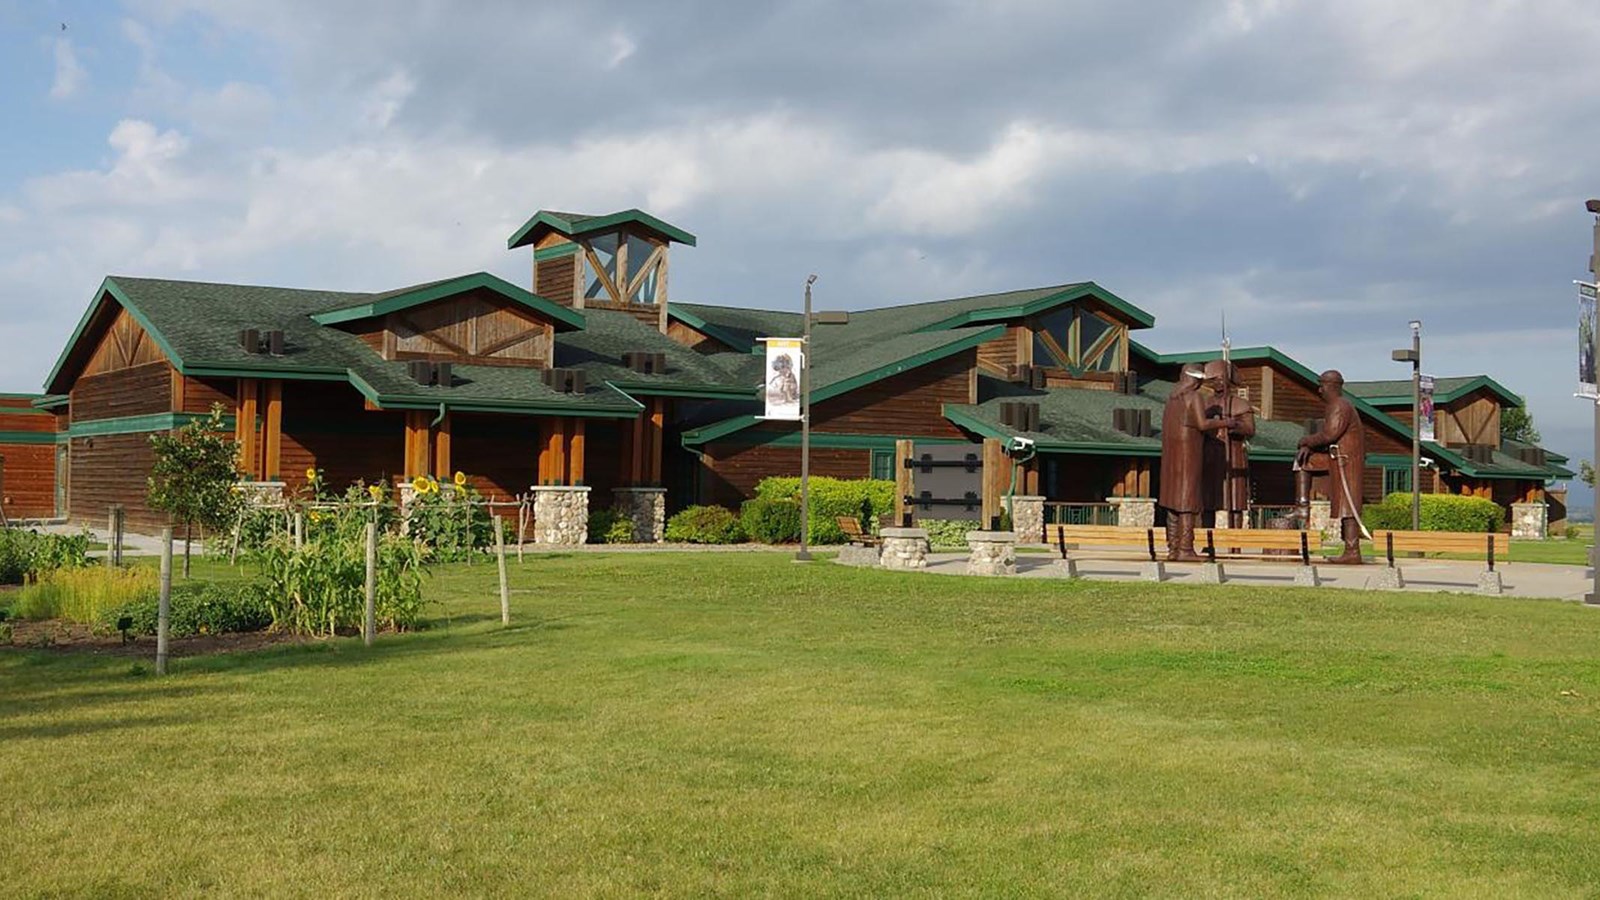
1309 500 1333 540
880 527 930 570
1294 565 1322 587
1373 565 1404 590
837 545 881 566
1108 496 1156 529
613 487 666 543
1010 496 1045 543
1510 502 1547 540
1478 569 1504 595
531 486 590 546
966 530 1017 576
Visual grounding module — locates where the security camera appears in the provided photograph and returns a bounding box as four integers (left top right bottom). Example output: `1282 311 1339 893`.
1008 436 1036 455
1419 458 1435 469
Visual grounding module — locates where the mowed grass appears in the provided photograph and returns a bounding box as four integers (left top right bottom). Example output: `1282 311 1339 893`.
6 554 1600 896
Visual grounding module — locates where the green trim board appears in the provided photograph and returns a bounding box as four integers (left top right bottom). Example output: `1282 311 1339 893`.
184 365 350 382
940 404 1300 462
0 392 44 400
607 381 756 401
0 431 59 445
915 282 1155 333
710 430 971 451
533 243 580 261
30 395 69 411
66 412 237 438
665 306 754 352
507 209 698 250
309 272 585 331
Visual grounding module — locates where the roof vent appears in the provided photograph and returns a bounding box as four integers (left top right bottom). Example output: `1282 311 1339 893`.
1007 364 1046 389
1514 446 1547 467
998 400 1040 432
1462 443 1496 465
265 330 285 357
407 361 452 387
623 351 668 375
239 329 285 356
542 367 586 394
1112 407 1153 437
1113 372 1138 396
240 329 261 354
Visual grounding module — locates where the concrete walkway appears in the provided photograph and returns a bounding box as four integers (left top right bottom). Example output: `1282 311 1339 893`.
916 551 1594 602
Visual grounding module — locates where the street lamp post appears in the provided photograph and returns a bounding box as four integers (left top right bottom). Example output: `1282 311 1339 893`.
793 276 848 563
1586 199 1600 604
1391 321 1422 531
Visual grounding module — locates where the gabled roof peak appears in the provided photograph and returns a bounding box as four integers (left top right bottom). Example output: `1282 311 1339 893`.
506 208 697 250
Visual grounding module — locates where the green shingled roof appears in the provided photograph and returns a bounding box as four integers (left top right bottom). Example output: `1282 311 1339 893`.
505 209 697 250
1345 375 1522 407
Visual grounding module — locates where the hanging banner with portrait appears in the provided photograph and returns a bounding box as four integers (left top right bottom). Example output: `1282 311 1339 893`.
1418 374 1435 442
759 337 804 421
1580 281 1598 400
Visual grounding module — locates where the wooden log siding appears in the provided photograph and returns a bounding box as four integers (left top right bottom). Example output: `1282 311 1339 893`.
772 349 975 440
275 382 403 495
69 433 162 531
0 399 60 519
70 361 174 423
699 443 871 507
452 413 540 500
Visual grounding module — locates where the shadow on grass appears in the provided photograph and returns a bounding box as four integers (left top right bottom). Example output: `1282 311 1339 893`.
0 712 201 742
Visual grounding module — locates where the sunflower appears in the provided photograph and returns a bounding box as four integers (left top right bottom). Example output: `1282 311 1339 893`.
412 476 430 493
305 467 318 483
368 484 384 501
453 471 468 487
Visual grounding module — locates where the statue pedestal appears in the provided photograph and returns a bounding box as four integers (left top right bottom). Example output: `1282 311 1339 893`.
1108 496 1156 528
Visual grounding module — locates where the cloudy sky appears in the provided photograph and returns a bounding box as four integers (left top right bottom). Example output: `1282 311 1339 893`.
3 0 1597 494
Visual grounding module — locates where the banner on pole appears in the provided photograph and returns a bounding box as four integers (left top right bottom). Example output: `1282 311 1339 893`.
1418 374 1435 443
759 337 804 421
1580 282 1598 400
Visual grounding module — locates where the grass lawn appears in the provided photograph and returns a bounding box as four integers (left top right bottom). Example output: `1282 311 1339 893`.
6 553 1600 896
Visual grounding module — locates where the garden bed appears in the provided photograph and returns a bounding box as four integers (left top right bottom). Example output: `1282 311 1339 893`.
1 618 311 657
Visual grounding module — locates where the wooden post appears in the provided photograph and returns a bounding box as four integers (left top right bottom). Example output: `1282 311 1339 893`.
156 526 172 676
516 497 527 563
432 412 452 479
894 439 914 525
630 412 645 486
569 419 586 486
293 511 304 550
262 380 283 480
494 515 510 626
106 506 117 569
404 411 430 477
981 438 1006 528
363 521 377 646
648 399 665 485
549 418 567 486
236 378 260 479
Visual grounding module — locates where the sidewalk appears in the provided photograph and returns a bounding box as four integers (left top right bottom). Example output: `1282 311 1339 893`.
915 551 1593 602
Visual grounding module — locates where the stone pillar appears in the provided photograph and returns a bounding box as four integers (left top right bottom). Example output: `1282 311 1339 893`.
613 487 667 543
1309 499 1333 539
1010 495 1045 542
530 485 591 546
966 530 1017 576
1109 496 1156 528
880 527 930 570
235 480 287 507
1510 502 1548 540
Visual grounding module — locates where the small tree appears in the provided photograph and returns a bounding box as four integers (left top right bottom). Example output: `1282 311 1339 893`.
1501 407 1541 445
148 405 243 577
1581 460 1594 489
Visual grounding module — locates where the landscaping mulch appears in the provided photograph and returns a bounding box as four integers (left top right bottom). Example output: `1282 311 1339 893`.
1 619 309 658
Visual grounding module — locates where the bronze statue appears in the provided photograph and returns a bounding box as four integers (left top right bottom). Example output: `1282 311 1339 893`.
1202 360 1255 528
1159 365 1233 561
1298 369 1367 564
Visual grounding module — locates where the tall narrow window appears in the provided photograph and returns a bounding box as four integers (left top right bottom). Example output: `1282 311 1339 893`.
582 232 620 301
871 449 894 481
625 234 659 304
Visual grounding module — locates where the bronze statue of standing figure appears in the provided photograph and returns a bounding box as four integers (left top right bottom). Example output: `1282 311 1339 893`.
1298 370 1367 564
1202 360 1255 529
1159 365 1234 561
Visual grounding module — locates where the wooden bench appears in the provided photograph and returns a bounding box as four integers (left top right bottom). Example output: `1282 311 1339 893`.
836 516 881 548
1050 524 1169 581
1199 528 1323 566
1369 529 1510 594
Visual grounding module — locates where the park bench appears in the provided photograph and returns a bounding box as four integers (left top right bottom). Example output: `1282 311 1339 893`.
1050 524 1169 581
1197 527 1326 586
836 516 881 548
1368 529 1510 595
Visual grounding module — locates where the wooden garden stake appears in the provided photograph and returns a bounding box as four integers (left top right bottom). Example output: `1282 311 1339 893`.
293 511 304 549
105 507 116 569
156 526 173 676
516 498 527 564
363 521 377 647
494 514 510 626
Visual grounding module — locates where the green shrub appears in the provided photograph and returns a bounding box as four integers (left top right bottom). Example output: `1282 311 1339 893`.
921 519 979 551
741 496 803 544
587 508 637 544
10 567 159 623
0 528 91 585
1361 492 1505 534
752 477 896 544
664 506 747 544
101 580 272 638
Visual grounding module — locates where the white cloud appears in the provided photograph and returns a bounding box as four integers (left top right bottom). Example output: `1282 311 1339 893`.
49 37 87 99
605 31 637 69
361 71 416 130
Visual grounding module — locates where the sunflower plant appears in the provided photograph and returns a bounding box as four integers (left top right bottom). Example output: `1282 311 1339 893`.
406 473 490 562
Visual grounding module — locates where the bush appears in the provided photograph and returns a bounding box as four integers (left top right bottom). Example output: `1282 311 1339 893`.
752 477 896 544
740 496 803 544
0 528 91 585
101 580 272 638
10 567 159 623
587 508 637 544
664 506 747 544
921 519 979 551
1361 492 1505 534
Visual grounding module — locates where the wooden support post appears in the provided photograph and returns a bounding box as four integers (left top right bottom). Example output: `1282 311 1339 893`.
494 515 510 626
363 521 376 647
293 512 304 550
981 438 1006 527
570 419 586 485
550 418 567 486
262 380 283 480
630 410 645 486
156 526 172 676
236 378 259 479
894 439 914 525
432 412 452 479
106 506 117 569
648 398 665 485
403 411 430 477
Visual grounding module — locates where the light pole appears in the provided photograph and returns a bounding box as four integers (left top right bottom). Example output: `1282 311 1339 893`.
1392 321 1422 531
794 276 848 563
1586 199 1600 603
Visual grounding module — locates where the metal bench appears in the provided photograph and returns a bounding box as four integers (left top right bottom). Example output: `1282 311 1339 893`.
1368 529 1510 595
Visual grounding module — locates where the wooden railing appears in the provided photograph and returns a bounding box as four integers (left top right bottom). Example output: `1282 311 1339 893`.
1248 505 1300 529
1043 502 1119 527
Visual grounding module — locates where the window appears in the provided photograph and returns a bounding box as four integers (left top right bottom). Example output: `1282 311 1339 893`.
871 449 894 481
1384 466 1413 495
1030 305 1127 374
581 232 620 301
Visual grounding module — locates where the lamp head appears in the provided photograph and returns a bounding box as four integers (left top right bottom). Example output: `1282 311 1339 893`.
1587 199 1600 215
806 274 818 286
